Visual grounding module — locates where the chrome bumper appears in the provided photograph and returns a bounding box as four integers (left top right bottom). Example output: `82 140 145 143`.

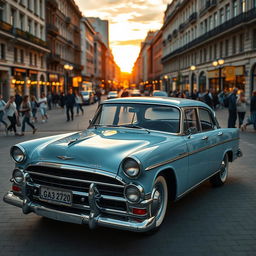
3 191 156 232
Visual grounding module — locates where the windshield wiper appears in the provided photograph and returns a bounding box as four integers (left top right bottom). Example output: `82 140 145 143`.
119 124 150 133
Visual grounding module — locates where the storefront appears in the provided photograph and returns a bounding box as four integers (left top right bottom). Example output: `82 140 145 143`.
251 64 256 94
12 68 26 96
190 73 197 92
199 71 207 92
48 73 63 93
181 75 189 91
28 70 38 96
0 69 9 99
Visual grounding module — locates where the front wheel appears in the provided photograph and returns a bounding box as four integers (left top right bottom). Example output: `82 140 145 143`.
151 175 168 228
210 154 229 187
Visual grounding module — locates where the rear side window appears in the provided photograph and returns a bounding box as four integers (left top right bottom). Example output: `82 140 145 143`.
198 108 215 131
183 108 199 134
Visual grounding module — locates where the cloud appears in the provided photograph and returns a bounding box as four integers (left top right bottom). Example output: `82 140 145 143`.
112 39 143 46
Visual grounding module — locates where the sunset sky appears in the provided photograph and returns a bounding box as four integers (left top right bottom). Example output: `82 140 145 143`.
75 0 168 73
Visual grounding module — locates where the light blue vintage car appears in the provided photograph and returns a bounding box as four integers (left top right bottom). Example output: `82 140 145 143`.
3 97 242 232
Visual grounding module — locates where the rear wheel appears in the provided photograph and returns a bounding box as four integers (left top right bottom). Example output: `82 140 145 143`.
210 154 229 187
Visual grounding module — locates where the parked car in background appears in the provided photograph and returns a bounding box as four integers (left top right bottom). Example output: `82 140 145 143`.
3 97 242 233
130 89 141 97
153 90 168 97
81 91 95 105
107 91 118 99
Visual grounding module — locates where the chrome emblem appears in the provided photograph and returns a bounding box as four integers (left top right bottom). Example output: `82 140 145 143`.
57 156 74 160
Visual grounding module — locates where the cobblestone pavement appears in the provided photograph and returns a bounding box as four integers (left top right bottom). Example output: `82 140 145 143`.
0 102 255 256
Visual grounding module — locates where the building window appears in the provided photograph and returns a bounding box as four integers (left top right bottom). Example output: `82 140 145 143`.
209 45 212 60
232 36 236 54
253 0 256 8
0 1 5 21
28 0 32 11
34 54 37 66
39 0 43 17
233 0 238 16
11 8 16 27
0 43 5 59
40 25 43 39
204 48 207 62
253 29 256 49
209 15 213 30
29 52 33 65
239 33 244 52
214 44 217 59
20 49 24 63
34 22 37 36
225 4 231 21
34 0 38 14
225 39 229 56
28 19 32 33
220 42 223 57
40 55 43 68
20 13 24 30
240 0 246 13
220 8 224 24
204 19 207 33
214 12 218 27
14 47 18 62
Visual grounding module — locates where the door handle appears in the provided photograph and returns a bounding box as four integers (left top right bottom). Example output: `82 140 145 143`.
218 131 223 136
202 136 208 140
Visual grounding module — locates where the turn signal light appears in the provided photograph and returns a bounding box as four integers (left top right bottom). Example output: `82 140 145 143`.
132 208 147 215
12 185 21 192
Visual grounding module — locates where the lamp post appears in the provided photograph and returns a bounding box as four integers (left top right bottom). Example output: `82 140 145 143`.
64 64 73 94
212 58 225 91
190 65 196 94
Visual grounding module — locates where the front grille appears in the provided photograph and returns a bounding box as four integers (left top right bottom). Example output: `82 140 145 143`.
26 164 127 213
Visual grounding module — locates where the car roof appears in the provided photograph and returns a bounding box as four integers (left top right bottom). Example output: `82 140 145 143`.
104 96 209 108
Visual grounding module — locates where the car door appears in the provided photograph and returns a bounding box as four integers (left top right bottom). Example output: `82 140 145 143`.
183 107 210 188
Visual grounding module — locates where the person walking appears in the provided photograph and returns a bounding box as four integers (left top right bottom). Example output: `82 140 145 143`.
19 95 37 136
241 90 256 131
15 91 22 114
204 88 214 109
65 89 76 121
5 95 19 136
228 88 238 128
96 88 102 106
38 92 48 123
0 94 8 132
236 92 247 128
75 92 84 115
30 95 38 123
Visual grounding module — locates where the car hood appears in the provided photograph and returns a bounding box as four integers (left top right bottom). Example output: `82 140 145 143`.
30 128 177 175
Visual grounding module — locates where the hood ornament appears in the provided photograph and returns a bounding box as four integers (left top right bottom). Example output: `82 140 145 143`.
57 156 74 160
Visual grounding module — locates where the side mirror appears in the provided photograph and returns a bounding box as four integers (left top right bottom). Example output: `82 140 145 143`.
185 127 198 136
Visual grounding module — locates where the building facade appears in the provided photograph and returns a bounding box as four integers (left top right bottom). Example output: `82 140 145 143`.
0 0 49 100
162 0 256 97
80 17 95 90
46 0 82 94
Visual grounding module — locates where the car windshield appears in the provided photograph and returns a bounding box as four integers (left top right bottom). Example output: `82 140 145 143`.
153 91 168 97
90 103 180 133
109 92 117 95
82 92 89 96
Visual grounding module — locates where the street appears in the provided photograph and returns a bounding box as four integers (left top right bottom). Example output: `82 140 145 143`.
0 103 255 256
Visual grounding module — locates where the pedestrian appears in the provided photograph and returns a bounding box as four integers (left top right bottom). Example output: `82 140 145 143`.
65 89 76 121
96 88 102 106
190 89 198 100
59 92 65 109
228 88 238 128
30 95 38 123
4 95 20 136
75 92 84 115
121 88 129 97
38 92 48 123
15 91 22 114
204 88 214 109
241 90 256 131
19 95 37 136
236 91 247 128
0 94 8 132
47 92 52 110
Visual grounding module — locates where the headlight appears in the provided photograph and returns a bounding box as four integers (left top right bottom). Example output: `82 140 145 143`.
12 169 24 184
124 185 142 203
122 158 141 178
10 146 26 163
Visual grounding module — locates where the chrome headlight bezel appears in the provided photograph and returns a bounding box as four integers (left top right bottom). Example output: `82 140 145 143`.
122 157 142 179
12 168 25 184
10 145 26 163
124 184 144 204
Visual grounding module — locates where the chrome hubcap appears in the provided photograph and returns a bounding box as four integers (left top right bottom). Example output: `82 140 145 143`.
151 184 164 219
220 157 228 182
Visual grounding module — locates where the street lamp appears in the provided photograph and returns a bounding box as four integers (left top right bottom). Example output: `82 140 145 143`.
212 58 225 91
64 64 73 93
190 65 196 71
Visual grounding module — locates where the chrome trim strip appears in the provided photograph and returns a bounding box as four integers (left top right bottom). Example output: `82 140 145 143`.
27 171 124 188
27 162 126 185
145 137 239 171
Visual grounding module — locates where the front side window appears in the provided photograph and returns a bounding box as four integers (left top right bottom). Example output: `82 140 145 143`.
183 108 199 134
92 103 180 133
198 108 215 131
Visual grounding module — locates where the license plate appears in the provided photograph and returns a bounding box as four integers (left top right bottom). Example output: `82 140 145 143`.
39 186 72 206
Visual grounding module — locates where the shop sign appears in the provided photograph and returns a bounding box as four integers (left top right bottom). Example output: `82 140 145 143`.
73 76 82 87
49 74 58 82
223 66 236 81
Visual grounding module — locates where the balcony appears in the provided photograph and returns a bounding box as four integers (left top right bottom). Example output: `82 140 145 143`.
162 8 256 63
189 12 198 24
47 53 61 63
167 34 172 42
47 24 59 36
46 0 58 9
200 0 217 16
65 17 71 24
179 23 186 33
172 29 178 38
0 20 13 33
